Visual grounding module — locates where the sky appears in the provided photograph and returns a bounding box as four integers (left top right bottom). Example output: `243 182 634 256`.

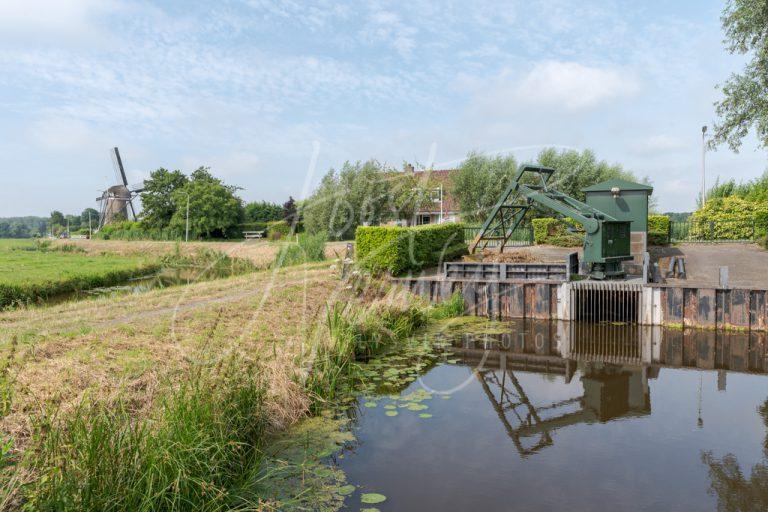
0 0 766 217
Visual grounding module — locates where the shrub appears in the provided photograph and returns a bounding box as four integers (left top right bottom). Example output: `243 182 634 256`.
532 218 582 247
648 214 671 245
266 220 292 240
355 223 467 276
690 196 768 240
273 232 327 268
95 221 185 241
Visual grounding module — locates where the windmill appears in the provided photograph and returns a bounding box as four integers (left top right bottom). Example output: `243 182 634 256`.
96 147 145 228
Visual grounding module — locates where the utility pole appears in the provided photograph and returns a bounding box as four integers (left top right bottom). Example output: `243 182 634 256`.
701 125 707 205
88 211 92 238
185 193 190 243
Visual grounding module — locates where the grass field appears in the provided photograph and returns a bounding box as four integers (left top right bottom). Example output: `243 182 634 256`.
0 239 160 307
0 251 434 509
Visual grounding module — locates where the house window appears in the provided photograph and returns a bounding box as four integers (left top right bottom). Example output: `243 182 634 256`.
420 214 431 225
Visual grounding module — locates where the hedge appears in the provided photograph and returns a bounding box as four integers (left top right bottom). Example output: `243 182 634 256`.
689 196 768 240
648 214 670 245
355 223 467 276
531 218 582 247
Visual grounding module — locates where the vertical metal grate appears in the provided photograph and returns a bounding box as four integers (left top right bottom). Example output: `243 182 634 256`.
570 281 642 324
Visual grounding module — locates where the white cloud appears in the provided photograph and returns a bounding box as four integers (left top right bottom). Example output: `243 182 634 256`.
0 0 118 44
512 61 640 111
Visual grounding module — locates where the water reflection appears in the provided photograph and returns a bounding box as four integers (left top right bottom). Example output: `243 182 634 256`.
340 320 768 511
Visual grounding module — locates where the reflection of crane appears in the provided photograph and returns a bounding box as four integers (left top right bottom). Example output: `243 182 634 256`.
470 164 632 279
469 351 651 458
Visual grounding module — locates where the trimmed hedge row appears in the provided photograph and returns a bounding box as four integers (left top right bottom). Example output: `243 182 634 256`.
648 214 670 245
531 218 582 247
355 223 467 276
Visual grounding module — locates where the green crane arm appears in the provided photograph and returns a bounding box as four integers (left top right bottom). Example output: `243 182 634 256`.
470 164 617 253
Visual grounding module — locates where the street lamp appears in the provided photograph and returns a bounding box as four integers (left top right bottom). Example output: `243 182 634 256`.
701 125 708 205
184 192 190 242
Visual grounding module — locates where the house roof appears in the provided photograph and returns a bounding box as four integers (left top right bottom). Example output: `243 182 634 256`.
582 178 653 193
413 169 459 212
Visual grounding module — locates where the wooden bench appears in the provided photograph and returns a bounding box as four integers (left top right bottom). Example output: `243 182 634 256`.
243 230 265 240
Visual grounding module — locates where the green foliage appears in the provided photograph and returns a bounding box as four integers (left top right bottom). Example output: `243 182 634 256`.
355 223 467 276
95 221 184 241
536 148 653 207
303 161 434 240
428 291 465 320
244 200 283 223
139 168 189 230
707 171 768 203
169 167 244 239
267 220 291 240
273 232 327 268
690 196 768 239
648 215 671 245
50 210 65 227
449 151 518 223
0 216 48 238
711 0 768 151
27 356 269 511
532 218 582 247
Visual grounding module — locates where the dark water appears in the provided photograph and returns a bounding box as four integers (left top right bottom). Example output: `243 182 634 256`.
338 320 768 511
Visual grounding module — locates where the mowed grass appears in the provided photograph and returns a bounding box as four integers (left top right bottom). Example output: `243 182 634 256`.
0 239 154 285
0 239 159 307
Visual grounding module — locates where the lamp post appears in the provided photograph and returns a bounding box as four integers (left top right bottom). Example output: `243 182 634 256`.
701 125 708 205
185 192 190 243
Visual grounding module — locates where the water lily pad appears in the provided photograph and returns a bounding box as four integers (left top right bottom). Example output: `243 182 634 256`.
361 493 387 504
419 413 433 419
385 410 398 417
361 509 380 512
384 404 397 410
337 484 356 496
441 395 451 399
407 403 428 411
363 402 377 408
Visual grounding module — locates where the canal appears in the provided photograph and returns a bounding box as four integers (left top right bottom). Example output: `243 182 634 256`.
336 318 768 511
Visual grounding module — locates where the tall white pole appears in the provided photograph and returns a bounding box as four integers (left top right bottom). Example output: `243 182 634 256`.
185 193 190 243
439 183 444 223
88 211 92 238
701 125 707 205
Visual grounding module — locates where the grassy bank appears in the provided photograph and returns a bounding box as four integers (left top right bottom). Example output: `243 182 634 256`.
0 239 160 308
0 258 451 509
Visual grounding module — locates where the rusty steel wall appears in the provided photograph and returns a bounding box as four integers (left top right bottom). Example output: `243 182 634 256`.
660 287 768 331
392 277 768 332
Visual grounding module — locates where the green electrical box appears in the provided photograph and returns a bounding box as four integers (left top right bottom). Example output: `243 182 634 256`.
582 179 653 265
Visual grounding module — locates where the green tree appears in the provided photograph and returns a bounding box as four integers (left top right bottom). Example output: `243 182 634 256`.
80 208 100 228
50 210 65 228
140 168 189 229
302 161 430 239
710 0 768 151
244 201 283 223
449 152 518 223
169 167 243 239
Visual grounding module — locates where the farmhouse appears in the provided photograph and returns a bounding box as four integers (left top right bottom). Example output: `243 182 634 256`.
404 165 461 225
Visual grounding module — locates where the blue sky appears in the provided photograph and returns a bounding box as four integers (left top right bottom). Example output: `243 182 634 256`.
0 0 765 216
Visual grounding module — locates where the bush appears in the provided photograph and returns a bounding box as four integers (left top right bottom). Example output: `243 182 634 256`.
355 223 467 276
690 196 768 240
273 232 327 268
648 214 671 245
95 221 185 241
266 220 292 240
532 218 582 247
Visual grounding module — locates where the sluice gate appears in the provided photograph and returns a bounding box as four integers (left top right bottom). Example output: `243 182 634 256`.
570 281 642 324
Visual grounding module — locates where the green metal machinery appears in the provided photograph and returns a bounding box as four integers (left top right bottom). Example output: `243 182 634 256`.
470 164 632 280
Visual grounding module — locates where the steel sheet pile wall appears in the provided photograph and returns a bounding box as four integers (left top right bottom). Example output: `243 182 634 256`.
661 287 767 331
398 278 561 320
570 281 642 324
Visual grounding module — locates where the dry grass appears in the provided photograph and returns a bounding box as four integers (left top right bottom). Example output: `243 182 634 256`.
0 260 349 453
53 238 349 267
463 248 538 263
